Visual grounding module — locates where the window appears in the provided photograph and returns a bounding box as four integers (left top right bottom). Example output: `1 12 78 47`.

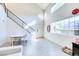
50 15 79 36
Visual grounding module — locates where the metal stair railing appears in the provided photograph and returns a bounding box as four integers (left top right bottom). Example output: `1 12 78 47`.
0 3 6 12
1 3 35 34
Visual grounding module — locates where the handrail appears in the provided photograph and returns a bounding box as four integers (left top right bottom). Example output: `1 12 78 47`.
0 3 6 12
7 9 35 31
1 3 35 33
7 13 31 33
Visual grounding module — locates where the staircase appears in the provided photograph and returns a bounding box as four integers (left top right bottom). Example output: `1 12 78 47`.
1 3 35 33
0 3 36 55
0 3 35 46
0 3 35 39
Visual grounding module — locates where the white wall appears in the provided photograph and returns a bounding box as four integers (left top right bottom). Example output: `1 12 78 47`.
44 3 79 48
0 5 8 45
6 18 26 37
36 16 44 38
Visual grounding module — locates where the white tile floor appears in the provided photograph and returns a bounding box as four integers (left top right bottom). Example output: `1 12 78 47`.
22 39 69 56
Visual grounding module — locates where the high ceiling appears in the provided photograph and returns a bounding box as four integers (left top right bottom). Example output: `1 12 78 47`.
5 3 43 16
5 3 79 23
5 3 54 16
36 3 49 9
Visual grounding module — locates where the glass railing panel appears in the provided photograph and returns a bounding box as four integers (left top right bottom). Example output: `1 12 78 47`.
7 10 35 32
7 10 23 27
